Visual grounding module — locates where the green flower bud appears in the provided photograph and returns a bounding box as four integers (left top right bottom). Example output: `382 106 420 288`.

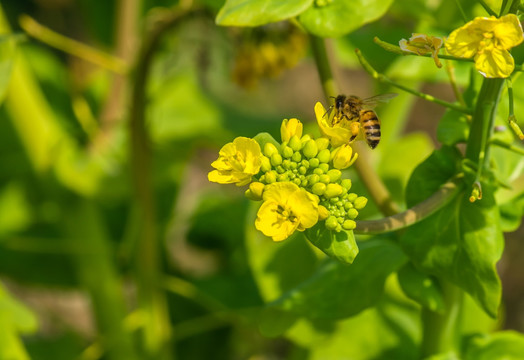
311 182 326 196
347 193 358 202
270 153 283 166
302 139 319 158
324 183 344 198
313 168 324 175
301 179 308 187
245 182 265 201
260 155 271 172
342 220 356 230
293 178 302 185
354 196 368 210
309 158 320 168
299 166 307 175
347 208 359 219
292 151 302 163
282 145 294 158
265 171 277 183
316 137 330 151
276 165 285 174
308 174 320 184
327 169 342 182
289 161 298 170
317 149 331 163
319 174 331 184
344 201 354 210
301 159 309 168
341 179 352 190
301 134 312 144
277 173 289 182
264 142 279 157
325 216 339 230
318 163 330 173
289 135 302 152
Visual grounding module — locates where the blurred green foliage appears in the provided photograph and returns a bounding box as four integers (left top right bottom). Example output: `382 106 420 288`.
0 0 523 359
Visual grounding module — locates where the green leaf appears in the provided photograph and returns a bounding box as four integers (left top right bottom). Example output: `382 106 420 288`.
304 223 358 264
401 149 504 318
464 331 524 360
298 0 394 38
270 237 406 320
216 0 313 26
397 262 444 313
437 109 470 146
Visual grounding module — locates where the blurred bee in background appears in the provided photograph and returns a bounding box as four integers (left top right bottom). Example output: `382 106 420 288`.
328 93 398 149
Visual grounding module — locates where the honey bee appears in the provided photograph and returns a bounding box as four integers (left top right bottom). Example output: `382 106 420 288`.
327 93 398 149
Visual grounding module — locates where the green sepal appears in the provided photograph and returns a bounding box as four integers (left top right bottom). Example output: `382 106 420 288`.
216 0 313 27
304 223 358 265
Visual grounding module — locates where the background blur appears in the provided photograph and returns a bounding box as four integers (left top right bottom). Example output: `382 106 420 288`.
0 0 523 359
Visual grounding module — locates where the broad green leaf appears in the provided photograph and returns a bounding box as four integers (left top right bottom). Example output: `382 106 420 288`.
397 262 444 313
216 0 313 26
464 331 524 360
270 238 406 320
401 148 504 317
285 277 420 360
304 224 358 264
437 109 470 146
298 0 394 38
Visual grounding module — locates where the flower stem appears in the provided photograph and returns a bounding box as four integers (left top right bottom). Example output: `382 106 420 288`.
355 48 473 114
477 0 497 16
309 35 399 216
354 180 462 234
130 6 205 359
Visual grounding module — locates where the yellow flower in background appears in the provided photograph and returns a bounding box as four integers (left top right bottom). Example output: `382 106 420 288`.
314 102 353 147
445 14 524 78
399 33 444 68
208 137 261 186
255 182 319 241
281 118 303 142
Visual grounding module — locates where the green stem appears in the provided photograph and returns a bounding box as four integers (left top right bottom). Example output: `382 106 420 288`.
309 34 400 216
421 281 463 358
19 15 127 74
490 139 524 155
477 0 497 16
354 180 462 234
356 48 473 114
130 7 204 359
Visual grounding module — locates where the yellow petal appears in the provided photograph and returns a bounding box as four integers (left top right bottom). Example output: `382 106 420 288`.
445 22 483 58
255 200 299 241
314 102 353 147
475 48 515 78
493 14 524 50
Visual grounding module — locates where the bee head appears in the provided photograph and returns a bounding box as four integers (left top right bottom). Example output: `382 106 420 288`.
335 95 346 110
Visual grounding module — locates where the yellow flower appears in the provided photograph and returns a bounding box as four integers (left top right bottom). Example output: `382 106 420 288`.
399 33 444 68
281 118 303 143
331 144 358 169
208 137 261 186
445 14 524 78
314 102 353 147
255 182 319 241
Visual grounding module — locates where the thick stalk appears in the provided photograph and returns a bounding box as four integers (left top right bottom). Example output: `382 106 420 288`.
421 281 463 358
309 35 399 216
130 7 201 359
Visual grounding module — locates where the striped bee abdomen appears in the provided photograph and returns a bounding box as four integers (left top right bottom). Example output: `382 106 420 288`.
360 110 381 149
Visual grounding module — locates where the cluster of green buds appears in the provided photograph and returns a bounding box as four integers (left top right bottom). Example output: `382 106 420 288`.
247 118 367 232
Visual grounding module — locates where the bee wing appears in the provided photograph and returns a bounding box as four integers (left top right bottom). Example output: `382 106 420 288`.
360 93 398 108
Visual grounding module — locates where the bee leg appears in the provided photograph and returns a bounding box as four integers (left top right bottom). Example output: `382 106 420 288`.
349 122 360 143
